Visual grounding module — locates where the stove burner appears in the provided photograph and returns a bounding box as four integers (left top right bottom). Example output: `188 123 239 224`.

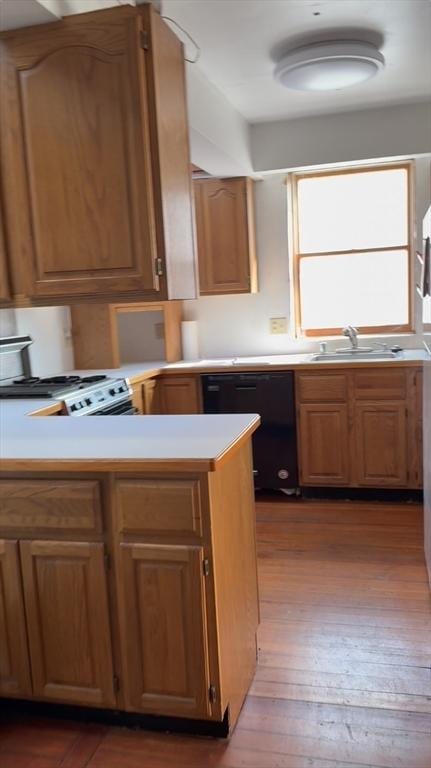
13 377 41 385
40 375 81 385
81 375 107 383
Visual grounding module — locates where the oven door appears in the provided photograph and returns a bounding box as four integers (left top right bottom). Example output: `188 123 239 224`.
91 399 138 416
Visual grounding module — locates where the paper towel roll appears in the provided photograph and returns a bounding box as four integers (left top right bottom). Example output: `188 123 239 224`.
181 320 199 361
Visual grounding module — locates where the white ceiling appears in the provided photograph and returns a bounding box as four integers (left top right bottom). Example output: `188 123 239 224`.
1 0 429 125
161 0 431 123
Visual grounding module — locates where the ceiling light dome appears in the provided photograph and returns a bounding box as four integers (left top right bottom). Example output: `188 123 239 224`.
274 40 385 91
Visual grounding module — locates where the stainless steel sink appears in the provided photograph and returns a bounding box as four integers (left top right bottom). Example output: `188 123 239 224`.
310 350 401 362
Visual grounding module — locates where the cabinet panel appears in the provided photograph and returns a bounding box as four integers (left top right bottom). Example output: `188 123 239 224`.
116 479 202 538
0 196 11 303
0 479 102 534
142 378 159 414
298 403 350 485
117 543 210 717
159 376 201 414
194 177 256 295
353 370 406 400
354 402 408 486
0 540 32 697
297 373 347 403
20 540 115 706
1 11 159 300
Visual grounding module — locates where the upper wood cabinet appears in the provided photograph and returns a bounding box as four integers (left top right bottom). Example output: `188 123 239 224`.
0 196 11 304
194 177 257 295
20 539 115 707
0 5 196 304
0 539 32 698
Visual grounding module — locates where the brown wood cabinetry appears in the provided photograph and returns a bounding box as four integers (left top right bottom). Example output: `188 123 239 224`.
194 177 257 295
354 401 408 486
0 5 195 305
296 367 422 489
142 378 159 414
0 198 11 303
158 375 201 414
0 438 259 731
117 543 210 718
0 539 32 698
20 540 115 707
298 403 350 485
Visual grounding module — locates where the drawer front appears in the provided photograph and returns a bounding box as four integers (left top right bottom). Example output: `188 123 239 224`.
0 480 102 534
297 373 347 403
353 370 407 400
116 479 202 538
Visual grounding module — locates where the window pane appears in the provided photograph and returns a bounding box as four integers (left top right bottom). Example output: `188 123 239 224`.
297 169 408 253
300 250 409 330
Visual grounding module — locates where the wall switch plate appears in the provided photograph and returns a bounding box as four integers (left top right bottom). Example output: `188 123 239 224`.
270 317 288 334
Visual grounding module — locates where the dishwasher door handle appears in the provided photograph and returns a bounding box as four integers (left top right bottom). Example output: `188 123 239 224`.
235 385 257 391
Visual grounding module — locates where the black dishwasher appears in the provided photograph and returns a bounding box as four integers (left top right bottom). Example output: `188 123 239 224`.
201 372 298 491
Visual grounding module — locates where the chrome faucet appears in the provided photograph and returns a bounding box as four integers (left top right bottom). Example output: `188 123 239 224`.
342 325 359 350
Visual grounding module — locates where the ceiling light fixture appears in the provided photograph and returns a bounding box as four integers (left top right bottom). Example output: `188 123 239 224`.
274 40 385 91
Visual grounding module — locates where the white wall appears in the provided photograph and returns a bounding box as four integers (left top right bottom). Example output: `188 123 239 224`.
251 101 431 173
14 307 74 377
186 65 252 176
0 309 17 337
184 156 431 359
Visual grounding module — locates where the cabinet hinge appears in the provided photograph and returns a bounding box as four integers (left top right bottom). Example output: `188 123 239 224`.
203 558 210 577
155 257 164 277
113 675 120 694
209 684 217 704
140 30 149 51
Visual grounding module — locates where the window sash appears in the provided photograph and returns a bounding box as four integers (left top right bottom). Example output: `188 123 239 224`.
291 162 413 337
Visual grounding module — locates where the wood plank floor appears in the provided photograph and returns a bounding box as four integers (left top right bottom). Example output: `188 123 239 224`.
1 499 430 768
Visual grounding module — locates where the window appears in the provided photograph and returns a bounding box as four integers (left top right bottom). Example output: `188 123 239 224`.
291 163 412 337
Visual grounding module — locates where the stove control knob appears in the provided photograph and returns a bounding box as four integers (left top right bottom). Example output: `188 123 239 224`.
109 388 116 396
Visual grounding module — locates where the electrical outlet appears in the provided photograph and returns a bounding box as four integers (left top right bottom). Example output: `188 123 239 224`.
270 317 288 334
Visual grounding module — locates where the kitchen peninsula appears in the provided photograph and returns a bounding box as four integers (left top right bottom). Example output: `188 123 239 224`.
0 403 260 735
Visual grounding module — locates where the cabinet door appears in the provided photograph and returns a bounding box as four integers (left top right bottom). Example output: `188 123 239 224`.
142 378 159 414
117 543 210 718
131 383 144 414
1 10 159 301
194 177 256 295
298 403 350 485
354 401 408 487
20 540 115 707
0 540 32 697
159 376 201 414
0 198 11 303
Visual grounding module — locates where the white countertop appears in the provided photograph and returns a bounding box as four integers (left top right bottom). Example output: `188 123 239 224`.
0 396 259 469
0 347 427 470
164 349 429 371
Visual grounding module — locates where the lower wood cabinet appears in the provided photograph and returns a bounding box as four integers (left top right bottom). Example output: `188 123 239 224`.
158 375 201 414
0 540 32 697
298 403 350 485
117 543 210 718
296 367 422 489
0 446 259 731
354 401 408 487
20 540 115 707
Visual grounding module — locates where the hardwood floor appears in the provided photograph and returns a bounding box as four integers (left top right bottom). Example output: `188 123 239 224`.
1 499 430 768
